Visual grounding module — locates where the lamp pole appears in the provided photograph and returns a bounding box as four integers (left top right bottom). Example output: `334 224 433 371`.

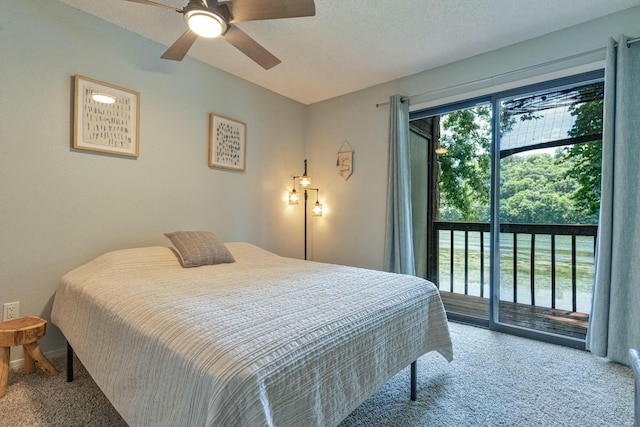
288 159 320 261
303 159 308 260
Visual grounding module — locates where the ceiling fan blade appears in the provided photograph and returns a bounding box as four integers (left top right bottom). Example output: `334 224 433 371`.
124 0 179 11
161 30 199 61
222 25 281 69
223 0 315 22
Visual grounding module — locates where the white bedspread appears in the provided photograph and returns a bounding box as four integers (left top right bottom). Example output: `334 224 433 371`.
51 243 452 426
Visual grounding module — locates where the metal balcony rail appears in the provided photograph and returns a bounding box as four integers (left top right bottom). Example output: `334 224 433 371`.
433 221 598 313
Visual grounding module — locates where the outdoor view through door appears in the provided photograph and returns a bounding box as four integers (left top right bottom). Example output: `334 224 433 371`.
410 71 604 346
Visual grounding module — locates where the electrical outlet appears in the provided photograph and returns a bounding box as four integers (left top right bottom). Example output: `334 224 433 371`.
3 302 19 321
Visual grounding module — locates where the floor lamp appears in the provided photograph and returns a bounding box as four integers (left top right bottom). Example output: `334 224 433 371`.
289 159 323 260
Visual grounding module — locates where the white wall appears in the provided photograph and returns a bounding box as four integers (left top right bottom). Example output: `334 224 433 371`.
306 7 640 270
0 1 307 360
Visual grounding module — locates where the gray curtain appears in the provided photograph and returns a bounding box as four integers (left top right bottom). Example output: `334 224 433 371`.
384 95 416 275
586 35 640 365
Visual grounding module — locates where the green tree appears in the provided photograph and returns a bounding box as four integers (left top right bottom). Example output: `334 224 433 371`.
499 153 591 224
436 83 603 224
438 106 491 221
559 92 603 220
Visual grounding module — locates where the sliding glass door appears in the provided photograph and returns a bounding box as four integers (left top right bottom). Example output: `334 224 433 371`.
410 71 604 347
492 76 603 346
410 99 492 323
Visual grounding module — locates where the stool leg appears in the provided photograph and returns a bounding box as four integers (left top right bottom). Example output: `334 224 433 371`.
23 347 36 375
22 342 58 377
0 347 9 399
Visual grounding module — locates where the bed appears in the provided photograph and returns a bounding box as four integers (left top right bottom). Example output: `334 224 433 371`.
51 236 453 426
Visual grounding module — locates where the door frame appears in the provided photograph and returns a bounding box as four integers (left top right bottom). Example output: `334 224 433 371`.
410 70 604 348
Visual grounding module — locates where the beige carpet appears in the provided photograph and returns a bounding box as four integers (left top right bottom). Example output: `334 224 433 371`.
0 322 634 426
0 353 126 426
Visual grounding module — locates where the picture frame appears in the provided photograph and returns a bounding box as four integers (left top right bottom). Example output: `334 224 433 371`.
209 113 246 171
73 74 140 157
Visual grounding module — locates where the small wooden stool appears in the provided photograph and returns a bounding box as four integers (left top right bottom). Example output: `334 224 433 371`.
0 316 58 398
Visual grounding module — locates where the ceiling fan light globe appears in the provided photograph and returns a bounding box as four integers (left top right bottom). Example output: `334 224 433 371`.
186 11 225 38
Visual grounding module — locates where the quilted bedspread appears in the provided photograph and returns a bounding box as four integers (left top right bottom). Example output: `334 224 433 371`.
51 243 452 426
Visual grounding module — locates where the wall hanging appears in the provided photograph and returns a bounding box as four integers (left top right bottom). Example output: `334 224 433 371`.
337 140 354 181
209 113 246 171
73 75 140 157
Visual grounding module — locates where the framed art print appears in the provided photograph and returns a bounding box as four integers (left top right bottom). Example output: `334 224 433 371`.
209 113 246 171
73 74 140 157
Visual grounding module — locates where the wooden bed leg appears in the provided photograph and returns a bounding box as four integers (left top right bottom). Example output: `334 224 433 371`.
410 361 417 401
66 341 74 382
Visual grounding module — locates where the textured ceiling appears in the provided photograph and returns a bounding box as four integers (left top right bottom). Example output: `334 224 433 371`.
58 0 640 105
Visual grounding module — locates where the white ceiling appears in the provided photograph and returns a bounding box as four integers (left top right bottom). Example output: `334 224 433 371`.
58 0 640 105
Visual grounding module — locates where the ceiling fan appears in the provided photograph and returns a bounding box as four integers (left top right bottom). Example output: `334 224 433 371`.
125 0 316 69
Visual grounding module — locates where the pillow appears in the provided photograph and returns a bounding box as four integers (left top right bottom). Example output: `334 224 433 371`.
164 231 235 267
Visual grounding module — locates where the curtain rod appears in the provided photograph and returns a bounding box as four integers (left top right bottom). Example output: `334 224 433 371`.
624 36 640 46
376 37 640 108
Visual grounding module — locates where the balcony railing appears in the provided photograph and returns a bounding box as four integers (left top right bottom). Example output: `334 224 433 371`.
433 222 598 313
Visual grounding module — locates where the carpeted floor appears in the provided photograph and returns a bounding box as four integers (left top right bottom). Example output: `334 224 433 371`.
0 322 634 426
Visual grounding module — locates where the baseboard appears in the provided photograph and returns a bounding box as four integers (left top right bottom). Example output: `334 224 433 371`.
8 347 67 370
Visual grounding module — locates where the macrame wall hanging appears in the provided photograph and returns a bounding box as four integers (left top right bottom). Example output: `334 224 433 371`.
337 140 354 181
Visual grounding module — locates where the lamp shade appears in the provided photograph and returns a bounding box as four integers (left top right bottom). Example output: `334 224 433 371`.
312 202 323 217
288 190 299 205
299 175 311 188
